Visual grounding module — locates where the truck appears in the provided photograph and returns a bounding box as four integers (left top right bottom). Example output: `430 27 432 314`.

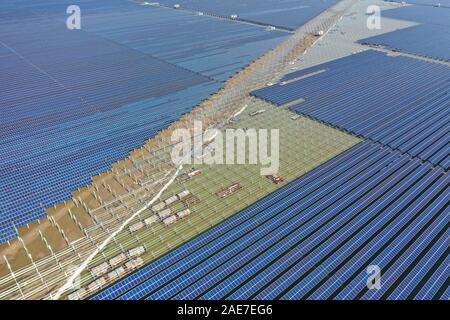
177 190 191 199
107 266 125 282
67 288 88 300
182 195 200 207
187 169 202 178
125 257 144 271
87 277 106 292
178 169 202 181
266 174 284 184
315 30 324 36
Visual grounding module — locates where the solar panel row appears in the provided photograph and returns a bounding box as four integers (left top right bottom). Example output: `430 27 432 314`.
279 49 381 82
252 50 450 169
80 3 288 81
386 0 450 8
93 140 449 300
359 5 450 61
0 0 287 242
156 0 338 30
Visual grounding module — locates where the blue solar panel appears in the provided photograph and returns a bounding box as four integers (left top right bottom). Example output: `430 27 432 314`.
362 215 449 300
229 156 422 299
252 51 450 170
80 5 288 81
296 170 447 300
93 141 449 300
92 142 376 299
411 254 450 300
279 51 382 82
387 1 450 9
359 5 450 61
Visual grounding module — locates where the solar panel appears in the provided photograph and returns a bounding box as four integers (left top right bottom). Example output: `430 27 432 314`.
252 51 450 169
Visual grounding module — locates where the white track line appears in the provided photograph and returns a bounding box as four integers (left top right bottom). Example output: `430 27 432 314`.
233 104 248 118
52 164 183 300
53 119 225 299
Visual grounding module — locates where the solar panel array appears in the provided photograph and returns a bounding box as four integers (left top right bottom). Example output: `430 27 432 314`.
387 0 450 7
0 0 288 242
157 0 338 30
252 50 450 170
80 4 288 81
93 140 449 300
359 5 450 61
